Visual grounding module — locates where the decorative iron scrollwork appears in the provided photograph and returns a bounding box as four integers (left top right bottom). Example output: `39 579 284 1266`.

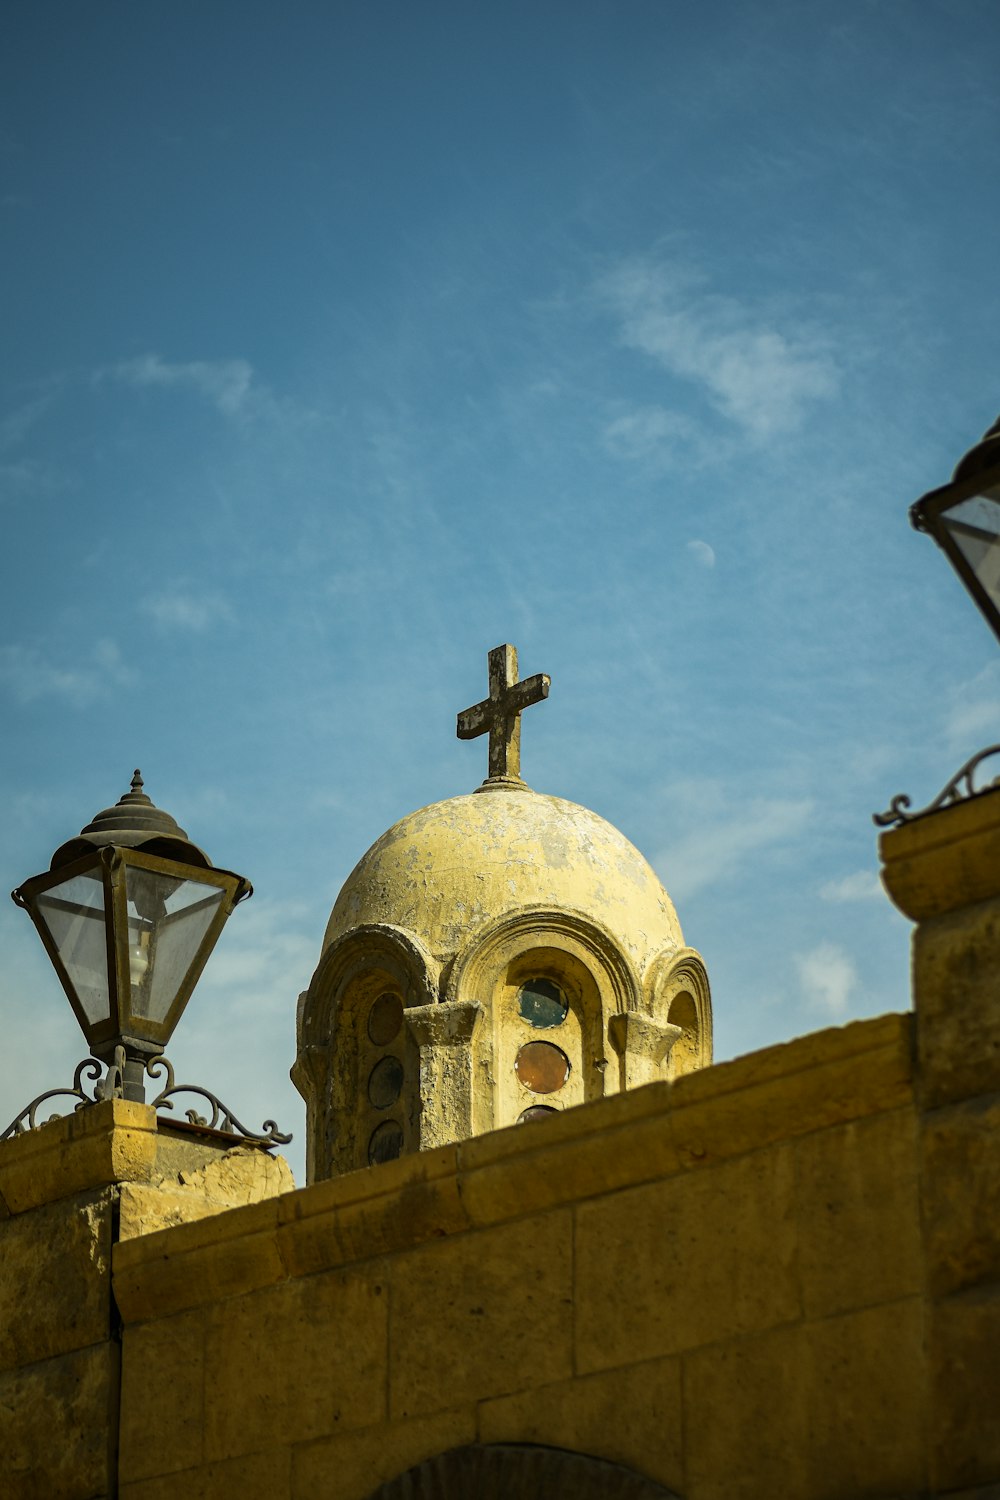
1 1049 292 1149
1 1057 107 1141
874 743 1000 828
147 1055 292 1146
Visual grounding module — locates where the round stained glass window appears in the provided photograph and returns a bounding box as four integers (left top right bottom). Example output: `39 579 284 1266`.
369 1120 403 1165
518 1105 559 1124
368 1055 404 1109
368 991 403 1046
517 977 568 1029
515 1040 570 1094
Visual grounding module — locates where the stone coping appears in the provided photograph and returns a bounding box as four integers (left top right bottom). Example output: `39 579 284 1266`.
0 1098 159 1215
880 783 1000 921
0 1099 284 1216
114 1012 914 1325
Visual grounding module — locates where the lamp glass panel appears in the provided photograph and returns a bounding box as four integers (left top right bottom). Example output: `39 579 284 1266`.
941 486 1000 617
34 871 110 1025
125 866 225 1023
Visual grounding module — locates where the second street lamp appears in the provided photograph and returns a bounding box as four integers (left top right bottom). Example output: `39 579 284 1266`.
910 416 1000 645
876 416 1000 829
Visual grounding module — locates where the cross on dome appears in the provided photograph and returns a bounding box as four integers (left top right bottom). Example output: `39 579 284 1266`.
457 644 550 789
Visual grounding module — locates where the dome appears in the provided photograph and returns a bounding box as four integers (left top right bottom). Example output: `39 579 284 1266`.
324 785 684 979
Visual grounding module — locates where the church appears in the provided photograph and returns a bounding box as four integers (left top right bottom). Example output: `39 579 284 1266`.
0 642 998 1498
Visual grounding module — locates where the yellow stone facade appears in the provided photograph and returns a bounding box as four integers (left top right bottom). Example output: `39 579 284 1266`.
293 783 711 1180
3 779 1000 1497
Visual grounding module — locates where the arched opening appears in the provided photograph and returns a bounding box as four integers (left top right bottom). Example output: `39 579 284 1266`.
667 989 701 1076
364 1442 680 1500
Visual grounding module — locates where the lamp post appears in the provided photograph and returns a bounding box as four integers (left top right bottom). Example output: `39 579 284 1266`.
875 418 1000 827
3 772 290 1146
910 416 1000 644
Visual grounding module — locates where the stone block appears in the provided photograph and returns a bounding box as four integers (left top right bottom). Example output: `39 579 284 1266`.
478 1353 683 1494
203 1267 388 1462
574 1145 799 1373
114 1196 286 1322
456 1104 683 1228
0 1343 113 1499
292 1407 477 1500
683 1299 926 1500
683 1321 808 1500
665 1019 913 1170
800 1297 927 1499
913 902 1000 1109
795 1108 922 1319
929 1286 1000 1493
0 1189 111 1371
119 1310 207 1483
923 1093 1000 1297
277 1157 469 1277
880 785 1000 922
120 1447 292 1500
389 1209 573 1418
118 1145 293 1241
0 1099 158 1214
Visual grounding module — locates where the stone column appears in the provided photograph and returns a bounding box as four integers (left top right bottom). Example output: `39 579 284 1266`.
880 785 1000 1495
608 1011 682 1091
405 1001 482 1149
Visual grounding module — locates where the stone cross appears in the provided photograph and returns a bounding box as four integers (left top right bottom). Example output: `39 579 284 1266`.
457 644 550 786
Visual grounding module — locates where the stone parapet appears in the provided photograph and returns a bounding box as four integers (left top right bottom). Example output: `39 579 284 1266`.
115 1012 913 1324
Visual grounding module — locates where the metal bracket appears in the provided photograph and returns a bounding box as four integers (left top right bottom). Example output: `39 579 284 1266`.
1 1057 110 1140
147 1055 292 1147
1 1049 292 1149
873 743 1000 828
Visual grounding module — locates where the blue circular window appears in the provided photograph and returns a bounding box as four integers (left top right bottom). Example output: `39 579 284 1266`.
517 977 568 1029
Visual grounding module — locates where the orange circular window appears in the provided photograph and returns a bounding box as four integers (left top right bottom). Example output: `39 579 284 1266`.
515 1040 570 1094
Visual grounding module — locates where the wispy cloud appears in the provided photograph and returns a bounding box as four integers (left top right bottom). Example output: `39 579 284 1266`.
599 257 840 442
655 783 814 899
820 869 883 902
795 940 858 1019
602 405 711 466
0 639 133 706
142 589 233 632
98 353 255 416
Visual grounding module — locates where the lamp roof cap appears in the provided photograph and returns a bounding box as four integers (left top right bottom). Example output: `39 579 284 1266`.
50 770 212 870
952 415 1000 483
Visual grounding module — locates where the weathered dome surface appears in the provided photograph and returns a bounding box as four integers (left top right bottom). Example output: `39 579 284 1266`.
324 787 683 976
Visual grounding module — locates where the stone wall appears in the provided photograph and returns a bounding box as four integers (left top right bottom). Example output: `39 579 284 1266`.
113 1012 931 1500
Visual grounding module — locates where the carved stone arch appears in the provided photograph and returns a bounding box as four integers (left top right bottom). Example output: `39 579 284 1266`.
364 1442 680 1500
292 924 439 1181
445 905 642 1014
446 906 643 1130
644 945 712 1078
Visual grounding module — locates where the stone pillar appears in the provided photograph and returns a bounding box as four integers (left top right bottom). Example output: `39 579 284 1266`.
880 785 1000 1495
608 1012 682 1091
0 1098 293 1497
406 1002 482 1149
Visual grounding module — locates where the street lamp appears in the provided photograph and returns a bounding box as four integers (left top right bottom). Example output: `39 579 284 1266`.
3 771 290 1146
875 418 1000 828
910 416 1000 645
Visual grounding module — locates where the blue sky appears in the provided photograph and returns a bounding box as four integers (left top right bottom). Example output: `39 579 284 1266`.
3 0 999 1182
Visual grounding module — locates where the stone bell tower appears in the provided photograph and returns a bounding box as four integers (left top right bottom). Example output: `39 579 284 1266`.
292 646 711 1183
